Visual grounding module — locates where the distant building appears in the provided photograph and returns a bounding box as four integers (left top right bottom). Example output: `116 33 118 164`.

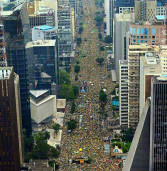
0 67 23 171
114 12 135 79
150 76 167 170
58 3 74 68
135 0 157 22
32 25 56 41
140 52 161 116
4 2 32 135
129 22 166 45
123 75 167 171
105 0 114 39
26 40 59 91
30 90 57 124
119 60 128 128
115 0 135 13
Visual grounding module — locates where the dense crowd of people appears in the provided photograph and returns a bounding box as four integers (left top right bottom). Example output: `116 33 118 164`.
57 0 120 170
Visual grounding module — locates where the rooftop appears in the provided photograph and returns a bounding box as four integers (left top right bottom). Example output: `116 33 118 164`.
33 25 55 31
26 40 56 48
30 90 49 98
0 67 12 80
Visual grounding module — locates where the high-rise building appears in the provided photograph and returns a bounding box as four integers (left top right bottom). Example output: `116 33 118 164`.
135 0 157 22
114 12 135 79
150 76 167 171
128 45 156 128
3 3 32 135
129 22 166 45
115 0 135 13
128 45 167 129
0 6 7 66
58 3 74 68
140 52 161 116
119 60 129 128
0 67 23 171
32 25 56 41
105 0 114 39
123 76 167 171
26 40 59 91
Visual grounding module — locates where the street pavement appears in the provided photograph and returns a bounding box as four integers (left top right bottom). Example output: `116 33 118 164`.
57 0 121 170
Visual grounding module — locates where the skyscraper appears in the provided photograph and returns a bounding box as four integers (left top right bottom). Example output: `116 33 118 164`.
0 67 23 171
150 76 167 171
115 0 135 13
3 3 32 135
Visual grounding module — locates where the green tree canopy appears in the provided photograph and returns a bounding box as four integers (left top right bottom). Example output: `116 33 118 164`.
60 70 71 85
70 101 76 114
67 119 77 131
52 123 60 135
121 127 134 142
60 84 75 100
77 38 82 45
96 57 104 66
30 132 60 160
73 85 79 98
99 90 107 103
74 65 81 73
104 35 112 43
100 46 105 51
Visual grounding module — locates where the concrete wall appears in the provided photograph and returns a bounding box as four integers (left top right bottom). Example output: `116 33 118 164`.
30 95 57 124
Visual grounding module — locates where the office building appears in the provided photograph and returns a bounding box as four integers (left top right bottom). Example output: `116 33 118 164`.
115 0 135 13
123 76 167 171
32 25 56 41
0 67 23 171
114 12 135 79
140 52 161 116
128 45 158 128
129 22 166 45
119 60 128 128
30 90 57 124
0 9 7 66
123 98 151 171
135 0 157 22
58 3 74 68
150 76 167 171
4 2 32 135
105 0 114 39
26 40 59 91
29 8 55 28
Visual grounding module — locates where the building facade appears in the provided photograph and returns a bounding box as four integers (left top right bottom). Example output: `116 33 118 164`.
129 22 166 45
4 3 32 135
119 60 128 127
114 12 135 79
135 0 157 22
26 40 59 91
150 76 167 171
0 67 23 171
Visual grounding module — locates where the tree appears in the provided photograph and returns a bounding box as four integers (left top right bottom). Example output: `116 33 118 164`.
30 132 61 160
70 101 76 114
60 70 71 85
121 127 134 142
96 58 104 66
67 119 77 131
100 46 105 51
98 33 102 40
77 38 82 45
76 60 80 64
73 85 79 98
78 27 83 34
74 65 80 73
99 90 107 103
104 35 112 43
60 84 75 100
53 123 60 135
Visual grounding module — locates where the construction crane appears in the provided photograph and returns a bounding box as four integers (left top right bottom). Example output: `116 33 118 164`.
0 3 7 67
